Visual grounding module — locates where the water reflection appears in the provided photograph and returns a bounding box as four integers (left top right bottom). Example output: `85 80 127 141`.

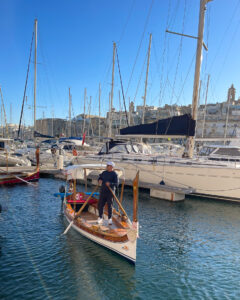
1 178 240 300
63 228 136 300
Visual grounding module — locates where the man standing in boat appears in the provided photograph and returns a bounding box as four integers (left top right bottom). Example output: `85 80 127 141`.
98 161 118 225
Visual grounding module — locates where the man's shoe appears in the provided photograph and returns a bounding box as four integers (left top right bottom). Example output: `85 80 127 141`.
98 218 103 225
108 218 112 225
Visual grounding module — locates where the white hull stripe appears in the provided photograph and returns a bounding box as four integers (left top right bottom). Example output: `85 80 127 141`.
65 215 136 263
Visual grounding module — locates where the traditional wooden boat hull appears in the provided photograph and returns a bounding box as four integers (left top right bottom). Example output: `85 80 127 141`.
0 171 39 185
64 202 137 263
61 164 139 263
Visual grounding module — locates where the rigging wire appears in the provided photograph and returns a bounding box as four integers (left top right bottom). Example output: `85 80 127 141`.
18 31 34 138
118 0 136 44
0 88 8 138
167 0 181 30
124 0 155 99
158 0 173 108
115 46 129 127
208 0 240 74
211 17 240 100
94 0 136 119
207 0 240 102
96 0 134 118
169 0 187 111
133 51 148 108
38 32 54 111
174 52 195 107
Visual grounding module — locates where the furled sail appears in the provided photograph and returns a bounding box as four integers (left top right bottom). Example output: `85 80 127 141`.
34 131 55 138
120 114 195 137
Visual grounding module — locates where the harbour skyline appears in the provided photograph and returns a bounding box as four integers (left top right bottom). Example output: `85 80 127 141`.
1 0 240 126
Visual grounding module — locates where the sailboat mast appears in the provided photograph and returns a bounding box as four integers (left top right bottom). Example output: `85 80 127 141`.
83 88 86 134
51 107 54 137
202 74 210 138
89 96 92 136
128 97 131 126
69 87 72 137
34 19 37 134
188 0 211 158
188 0 210 158
142 33 152 124
119 90 122 131
1 101 2 137
99 83 101 141
0 87 8 138
224 90 231 145
109 42 116 138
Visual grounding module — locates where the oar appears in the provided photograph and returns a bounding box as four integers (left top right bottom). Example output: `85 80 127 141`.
0 168 36 187
63 184 99 235
108 186 129 220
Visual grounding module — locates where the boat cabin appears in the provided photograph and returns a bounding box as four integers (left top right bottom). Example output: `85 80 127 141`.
199 145 240 162
0 138 13 151
98 139 152 155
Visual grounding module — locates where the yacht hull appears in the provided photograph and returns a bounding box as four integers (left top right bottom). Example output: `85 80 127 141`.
73 156 240 201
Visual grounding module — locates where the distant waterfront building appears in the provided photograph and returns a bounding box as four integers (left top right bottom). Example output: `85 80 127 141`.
29 83 240 139
227 84 236 104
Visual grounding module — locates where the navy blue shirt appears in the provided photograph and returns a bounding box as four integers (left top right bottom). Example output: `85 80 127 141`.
98 170 118 194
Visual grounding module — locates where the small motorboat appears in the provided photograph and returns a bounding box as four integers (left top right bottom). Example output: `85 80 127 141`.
0 147 40 186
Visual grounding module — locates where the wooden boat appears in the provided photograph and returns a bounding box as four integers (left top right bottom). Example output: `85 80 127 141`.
0 148 40 186
60 164 139 263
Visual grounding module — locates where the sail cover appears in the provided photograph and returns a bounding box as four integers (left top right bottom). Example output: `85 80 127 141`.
34 131 55 138
120 114 195 136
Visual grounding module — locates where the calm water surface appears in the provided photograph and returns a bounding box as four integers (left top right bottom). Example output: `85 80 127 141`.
0 178 240 299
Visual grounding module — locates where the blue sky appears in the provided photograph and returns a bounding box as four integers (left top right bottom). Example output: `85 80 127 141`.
1 0 240 125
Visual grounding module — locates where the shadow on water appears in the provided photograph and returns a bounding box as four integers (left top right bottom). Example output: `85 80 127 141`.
61 229 136 300
1 178 240 300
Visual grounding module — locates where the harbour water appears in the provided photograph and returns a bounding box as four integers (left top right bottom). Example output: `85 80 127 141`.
0 178 240 299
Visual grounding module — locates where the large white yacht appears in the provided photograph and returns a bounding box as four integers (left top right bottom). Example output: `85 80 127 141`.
71 0 240 202
69 138 240 201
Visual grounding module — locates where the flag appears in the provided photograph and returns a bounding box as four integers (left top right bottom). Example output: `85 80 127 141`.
82 132 86 146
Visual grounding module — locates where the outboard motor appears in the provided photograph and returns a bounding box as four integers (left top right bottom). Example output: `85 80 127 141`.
59 185 65 193
59 185 66 203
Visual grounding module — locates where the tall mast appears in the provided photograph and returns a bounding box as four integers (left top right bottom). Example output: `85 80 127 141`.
108 92 111 136
202 74 210 138
34 19 37 133
88 96 92 136
52 107 54 137
68 87 71 137
109 42 116 138
119 90 122 131
224 90 231 145
10 103 12 124
99 83 101 141
83 88 86 134
142 33 152 124
188 0 210 158
128 97 131 126
0 87 8 138
1 101 2 137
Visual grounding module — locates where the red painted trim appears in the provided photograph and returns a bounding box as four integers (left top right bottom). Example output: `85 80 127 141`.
0 171 39 185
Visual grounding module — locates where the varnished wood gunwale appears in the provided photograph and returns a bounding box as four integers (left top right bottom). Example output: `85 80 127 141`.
65 207 129 243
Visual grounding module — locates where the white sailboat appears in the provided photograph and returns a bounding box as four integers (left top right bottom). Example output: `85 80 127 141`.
69 0 240 202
